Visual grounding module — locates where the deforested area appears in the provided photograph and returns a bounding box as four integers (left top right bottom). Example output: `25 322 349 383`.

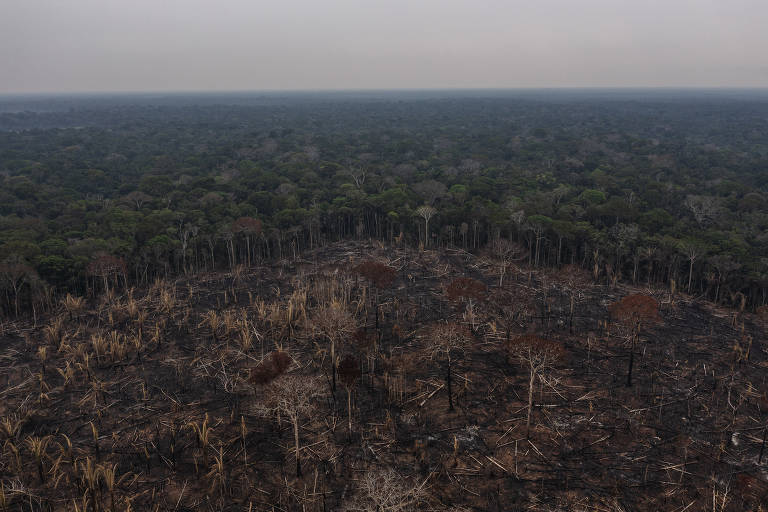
1 241 766 510
5 0 768 508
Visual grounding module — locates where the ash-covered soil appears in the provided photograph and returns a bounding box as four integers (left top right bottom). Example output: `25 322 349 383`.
1 241 766 511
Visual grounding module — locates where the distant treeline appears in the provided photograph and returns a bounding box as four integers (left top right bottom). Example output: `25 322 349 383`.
1 93 768 316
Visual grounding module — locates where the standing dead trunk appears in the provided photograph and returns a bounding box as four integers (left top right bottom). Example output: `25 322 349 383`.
347 387 353 434
330 339 336 393
446 357 454 411
293 417 301 477
526 364 535 438
627 333 636 387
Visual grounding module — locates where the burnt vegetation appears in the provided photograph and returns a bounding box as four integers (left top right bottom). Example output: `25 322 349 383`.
1 240 767 510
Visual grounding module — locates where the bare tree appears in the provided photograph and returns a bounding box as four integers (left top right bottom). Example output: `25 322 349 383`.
348 166 367 189
341 468 429 512
507 335 564 437
556 264 590 333
489 238 527 286
415 205 437 248
178 222 198 273
264 374 322 477
491 286 535 342
678 239 706 293
0 258 38 317
313 301 356 392
426 322 471 411
684 195 720 227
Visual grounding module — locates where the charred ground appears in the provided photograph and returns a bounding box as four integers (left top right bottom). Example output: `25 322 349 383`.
1 241 767 511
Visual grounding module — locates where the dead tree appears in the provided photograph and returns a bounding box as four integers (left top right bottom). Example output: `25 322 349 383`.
0 259 38 317
415 205 437 248
341 468 428 512
488 238 527 286
338 355 361 434
557 264 591 333
507 334 564 437
313 302 356 393
491 286 535 342
609 294 661 387
264 374 322 477
426 322 471 411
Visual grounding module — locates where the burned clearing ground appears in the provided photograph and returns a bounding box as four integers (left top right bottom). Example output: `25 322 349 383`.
1 241 767 511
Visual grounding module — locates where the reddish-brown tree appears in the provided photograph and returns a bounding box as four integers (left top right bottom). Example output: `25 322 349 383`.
445 277 486 303
609 294 661 387
249 350 291 387
354 260 396 328
86 253 127 294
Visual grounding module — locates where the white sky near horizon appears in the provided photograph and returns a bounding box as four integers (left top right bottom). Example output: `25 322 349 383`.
1 0 767 94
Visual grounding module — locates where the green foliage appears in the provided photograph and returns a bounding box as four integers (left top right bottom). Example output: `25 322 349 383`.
1 94 768 312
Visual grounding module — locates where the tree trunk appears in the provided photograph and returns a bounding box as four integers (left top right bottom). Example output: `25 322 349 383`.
688 258 694 293
293 417 302 477
446 358 454 411
347 388 353 434
626 334 635 387
526 365 535 438
330 339 336 393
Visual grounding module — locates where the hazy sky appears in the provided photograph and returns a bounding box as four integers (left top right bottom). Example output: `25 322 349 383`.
1 0 767 93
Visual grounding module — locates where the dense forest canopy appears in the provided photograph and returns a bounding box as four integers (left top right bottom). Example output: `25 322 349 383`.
2 90 768 316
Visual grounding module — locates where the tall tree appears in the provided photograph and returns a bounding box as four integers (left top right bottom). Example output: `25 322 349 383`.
415 205 437 248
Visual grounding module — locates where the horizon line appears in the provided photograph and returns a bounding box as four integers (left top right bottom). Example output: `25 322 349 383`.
2 85 768 98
